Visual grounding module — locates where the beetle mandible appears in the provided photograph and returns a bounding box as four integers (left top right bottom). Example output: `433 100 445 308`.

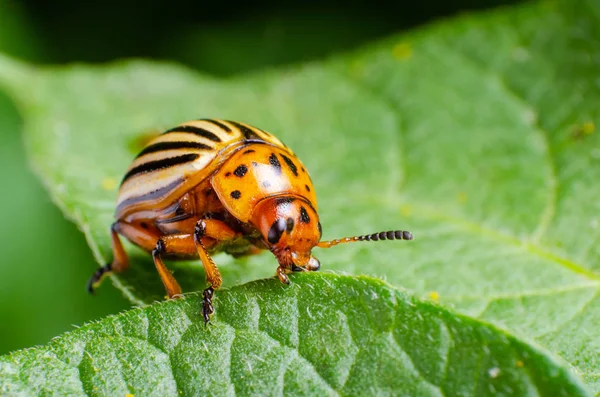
88 119 413 324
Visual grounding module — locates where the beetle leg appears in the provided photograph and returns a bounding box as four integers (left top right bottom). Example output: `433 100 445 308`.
87 222 130 294
276 265 291 284
152 234 197 299
194 219 240 325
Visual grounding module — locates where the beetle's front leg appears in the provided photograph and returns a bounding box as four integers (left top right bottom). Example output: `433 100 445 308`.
152 234 197 299
194 219 241 325
276 265 291 284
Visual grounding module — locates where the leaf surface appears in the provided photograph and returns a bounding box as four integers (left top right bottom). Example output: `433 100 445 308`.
0 274 589 396
0 0 598 392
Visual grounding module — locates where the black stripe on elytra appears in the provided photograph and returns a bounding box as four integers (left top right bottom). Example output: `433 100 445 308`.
227 120 262 140
279 154 298 176
136 141 212 158
200 119 232 133
163 125 222 142
116 177 184 213
121 153 199 184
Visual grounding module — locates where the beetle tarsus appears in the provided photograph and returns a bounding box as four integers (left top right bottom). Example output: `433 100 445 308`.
276 265 290 284
202 286 215 326
86 263 112 294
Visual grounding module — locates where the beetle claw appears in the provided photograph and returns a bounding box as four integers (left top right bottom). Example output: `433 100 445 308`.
276 266 290 284
202 287 215 326
86 263 112 295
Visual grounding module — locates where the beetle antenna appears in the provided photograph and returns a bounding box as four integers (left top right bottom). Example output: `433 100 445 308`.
317 230 413 249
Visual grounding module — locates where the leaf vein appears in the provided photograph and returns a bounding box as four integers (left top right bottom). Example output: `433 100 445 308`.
442 42 558 244
401 203 600 281
216 306 341 396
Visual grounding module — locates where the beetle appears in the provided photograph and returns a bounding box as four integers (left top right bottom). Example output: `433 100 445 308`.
88 119 413 324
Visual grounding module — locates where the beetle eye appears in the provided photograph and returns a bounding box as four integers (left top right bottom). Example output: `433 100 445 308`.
286 217 294 233
268 218 287 244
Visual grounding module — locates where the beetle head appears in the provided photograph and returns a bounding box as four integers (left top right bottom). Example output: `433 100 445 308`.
250 195 322 271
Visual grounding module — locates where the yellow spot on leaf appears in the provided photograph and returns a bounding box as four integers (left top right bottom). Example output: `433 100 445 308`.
400 204 412 217
570 121 596 140
516 360 524 368
102 177 117 191
125 394 134 397
392 42 413 61
457 192 468 204
582 121 595 135
429 291 440 301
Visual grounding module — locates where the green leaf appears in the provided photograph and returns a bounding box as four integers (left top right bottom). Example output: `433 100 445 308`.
0 0 129 357
0 0 599 393
0 274 589 396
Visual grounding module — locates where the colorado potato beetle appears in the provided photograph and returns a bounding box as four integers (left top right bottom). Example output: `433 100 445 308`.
88 119 413 324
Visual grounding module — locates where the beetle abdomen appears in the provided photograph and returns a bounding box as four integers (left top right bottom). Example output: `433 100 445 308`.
115 119 285 219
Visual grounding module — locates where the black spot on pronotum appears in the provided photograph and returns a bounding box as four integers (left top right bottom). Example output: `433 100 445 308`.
234 164 248 177
175 206 185 216
300 207 310 224
243 149 255 155
268 218 287 244
280 154 298 176
230 190 241 199
225 172 231 177
140 222 149 229
305 184 311 192
286 218 295 232
269 153 282 172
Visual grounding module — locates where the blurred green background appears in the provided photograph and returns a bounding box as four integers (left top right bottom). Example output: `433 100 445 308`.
0 0 523 355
